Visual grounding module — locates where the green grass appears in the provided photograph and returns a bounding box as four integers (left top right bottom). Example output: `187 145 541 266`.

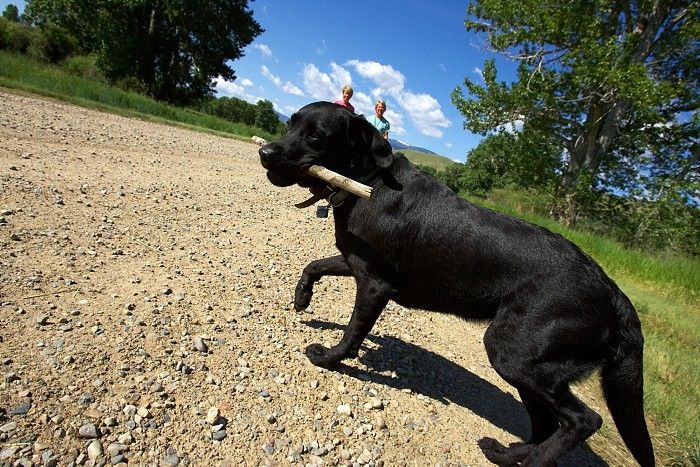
0 51 278 141
401 149 458 171
468 188 700 464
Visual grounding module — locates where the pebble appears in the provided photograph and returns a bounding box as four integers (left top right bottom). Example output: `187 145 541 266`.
35 314 50 325
87 439 103 460
78 422 101 439
205 407 219 425
4 372 19 383
9 400 32 416
0 422 18 433
193 336 208 353
336 404 353 417
211 430 227 441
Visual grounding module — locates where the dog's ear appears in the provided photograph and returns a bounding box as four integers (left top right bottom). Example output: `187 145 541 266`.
348 114 393 169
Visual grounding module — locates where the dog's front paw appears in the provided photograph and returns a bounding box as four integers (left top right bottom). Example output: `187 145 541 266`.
305 343 343 367
294 281 313 312
478 438 533 466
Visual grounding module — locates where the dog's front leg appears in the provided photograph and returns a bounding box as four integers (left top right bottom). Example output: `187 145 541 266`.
306 276 389 367
295 255 352 311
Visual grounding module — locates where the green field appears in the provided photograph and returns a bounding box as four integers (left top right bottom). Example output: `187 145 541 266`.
400 149 459 171
1 51 697 465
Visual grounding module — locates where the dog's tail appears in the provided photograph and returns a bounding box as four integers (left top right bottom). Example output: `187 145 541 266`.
601 294 655 467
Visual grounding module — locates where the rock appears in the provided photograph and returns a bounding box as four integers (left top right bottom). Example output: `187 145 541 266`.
336 404 353 417
4 372 19 383
0 422 17 433
78 422 101 439
193 336 208 353
8 400 32 416
87 439 103 460
205 407 219 425
212 430 227 441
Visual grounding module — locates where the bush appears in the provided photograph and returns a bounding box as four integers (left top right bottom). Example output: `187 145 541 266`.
0 17 37 54
63 54 105 81
28 22 77 63
115 76 147 94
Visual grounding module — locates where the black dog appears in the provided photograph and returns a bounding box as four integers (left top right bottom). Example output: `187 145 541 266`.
259 102 654 466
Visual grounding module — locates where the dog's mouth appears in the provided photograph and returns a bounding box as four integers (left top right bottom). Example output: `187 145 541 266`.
265 170 297 187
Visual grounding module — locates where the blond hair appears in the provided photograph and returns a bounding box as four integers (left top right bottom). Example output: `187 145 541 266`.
341 84 353 96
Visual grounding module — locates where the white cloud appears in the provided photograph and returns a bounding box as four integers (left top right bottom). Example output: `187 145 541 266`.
444 142 453 148
261 66 304 96
473 67 484 82
214 76 265 104
346 60 404 96
239 78 253 87
301 63 345 101
347 60 451 138
299 60 449 138
252 43 272 57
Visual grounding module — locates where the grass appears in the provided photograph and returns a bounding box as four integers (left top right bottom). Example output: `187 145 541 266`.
401 149 458 171
0 51 278 142
468 188 700 464
2 50 698 465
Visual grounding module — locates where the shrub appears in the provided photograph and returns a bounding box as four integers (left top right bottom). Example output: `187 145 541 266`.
63 54 105 81
28 22 77 63
0 17 37 54
115 76 148 94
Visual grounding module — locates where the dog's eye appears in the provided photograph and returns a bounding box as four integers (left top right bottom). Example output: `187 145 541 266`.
307 131 323 147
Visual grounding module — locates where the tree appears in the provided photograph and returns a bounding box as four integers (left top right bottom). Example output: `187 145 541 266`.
2 4 20 22
255 100 280 134
25 0 263 104
452 0 698 224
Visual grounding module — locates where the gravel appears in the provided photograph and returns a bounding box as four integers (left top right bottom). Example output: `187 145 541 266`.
0 90 615 466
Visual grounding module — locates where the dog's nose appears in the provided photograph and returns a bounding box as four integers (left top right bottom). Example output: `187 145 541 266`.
259 144 276 166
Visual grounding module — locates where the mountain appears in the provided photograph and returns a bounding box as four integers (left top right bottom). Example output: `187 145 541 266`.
388 138 437 155
275 111 289 123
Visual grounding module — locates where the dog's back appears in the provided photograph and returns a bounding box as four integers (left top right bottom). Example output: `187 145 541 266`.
344 155 617 321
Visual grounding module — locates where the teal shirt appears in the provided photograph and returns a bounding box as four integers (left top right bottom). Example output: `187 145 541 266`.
367 115 390 136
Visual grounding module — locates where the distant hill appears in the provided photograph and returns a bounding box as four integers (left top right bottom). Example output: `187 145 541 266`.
389 138 436 155
400 149 458 171
275 111 289 123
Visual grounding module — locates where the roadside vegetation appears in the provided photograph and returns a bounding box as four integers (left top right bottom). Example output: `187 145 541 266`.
2 0 698 463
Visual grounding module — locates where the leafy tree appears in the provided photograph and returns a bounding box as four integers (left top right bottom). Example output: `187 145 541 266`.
2 4 20 22
25 0 263 104
452 0 699 224
30 22 77 63
255 100 280 134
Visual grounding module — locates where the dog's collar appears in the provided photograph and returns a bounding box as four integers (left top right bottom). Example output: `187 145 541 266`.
294 186 350 209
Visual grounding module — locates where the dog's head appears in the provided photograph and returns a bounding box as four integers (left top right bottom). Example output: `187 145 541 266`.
259 102 393 189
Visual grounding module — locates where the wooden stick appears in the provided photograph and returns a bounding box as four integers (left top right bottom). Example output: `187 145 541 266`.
307 165 372 199
20 289 74 300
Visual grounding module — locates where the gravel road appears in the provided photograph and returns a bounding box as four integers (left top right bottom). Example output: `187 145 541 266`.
0 90 624 466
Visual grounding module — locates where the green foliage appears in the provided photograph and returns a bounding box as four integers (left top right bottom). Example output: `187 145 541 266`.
201 95 256 126
24 0 263 104
2 4 20 22
0 51 279 143
0 16 39 53
62 54 105 81
255 100 280 134
28 21 77 63
452 0 699 228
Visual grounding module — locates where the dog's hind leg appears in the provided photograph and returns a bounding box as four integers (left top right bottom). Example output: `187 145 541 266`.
295 255 352 311
519 387 560 444
305 275 389 367
483 313 603 466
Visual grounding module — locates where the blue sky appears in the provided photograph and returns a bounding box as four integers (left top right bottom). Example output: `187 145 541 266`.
2 0 518 161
